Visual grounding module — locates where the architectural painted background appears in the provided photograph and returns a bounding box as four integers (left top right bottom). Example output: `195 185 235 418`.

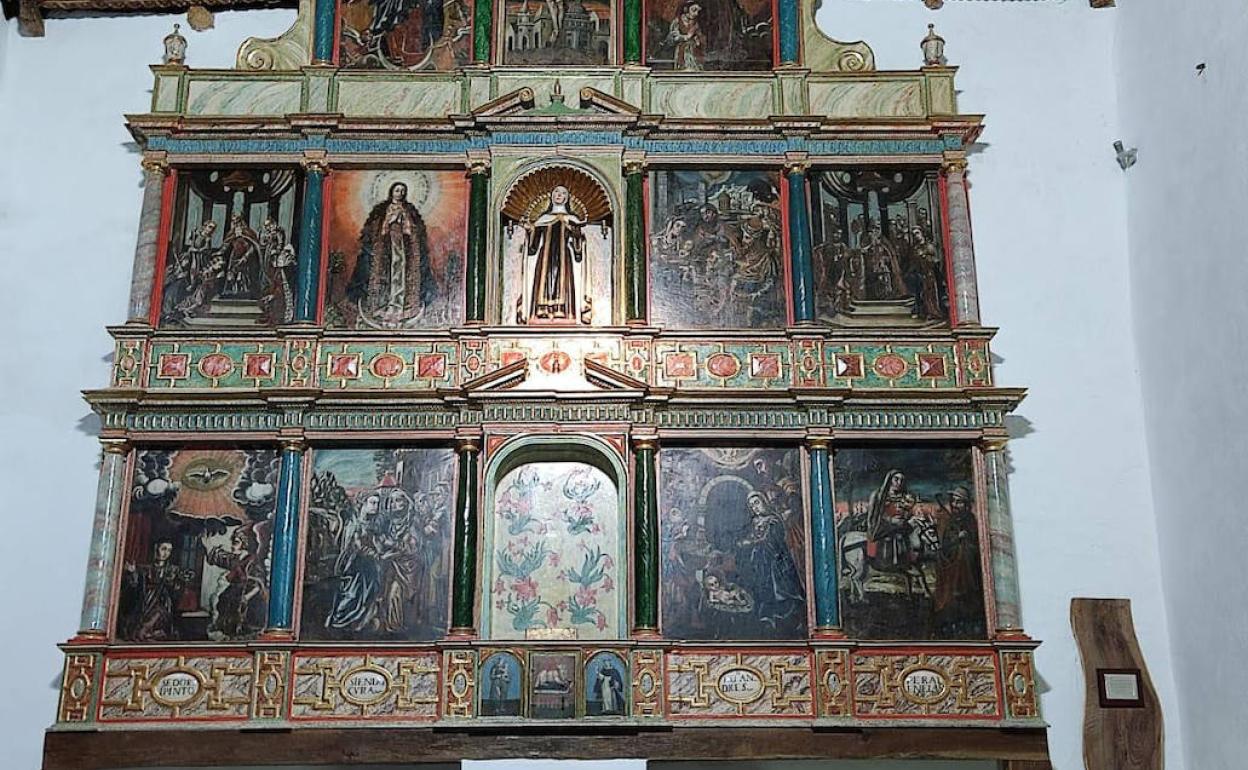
0 1 1242 769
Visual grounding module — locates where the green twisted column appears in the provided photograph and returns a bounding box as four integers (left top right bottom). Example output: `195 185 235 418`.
624 159 647 323
623 0 643 64
451 438 481 634
473 0 492 63
632 436 659 634
465 161 489 324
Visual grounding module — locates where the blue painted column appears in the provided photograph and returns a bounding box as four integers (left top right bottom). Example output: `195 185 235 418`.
294 161 326 323
786 161 816 324
777 0 800 66
266 439 305 635
312 0 336 64
808 438 841 634
74 439 129 641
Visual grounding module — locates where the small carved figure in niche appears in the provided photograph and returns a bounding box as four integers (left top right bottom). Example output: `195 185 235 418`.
162 24 187 65
120 540 193 642
665 1 705 70
346 182 433 325
524 185 588 323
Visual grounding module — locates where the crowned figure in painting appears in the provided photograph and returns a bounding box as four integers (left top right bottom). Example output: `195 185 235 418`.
346 181 434 326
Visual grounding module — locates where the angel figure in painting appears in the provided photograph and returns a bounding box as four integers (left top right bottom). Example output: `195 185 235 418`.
346 181 433 325
520 185 590 324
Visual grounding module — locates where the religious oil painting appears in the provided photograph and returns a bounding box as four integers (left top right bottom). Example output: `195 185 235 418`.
339 0 473 70
811 169 948 326
584 651 627 716
116 448 280 643
500 165 615 327
479 651 524 716
300 447 455 641
502 0 614 66
645 0 773 71
833 446 987 640
659 447 808 640
158 168 301 328
485 461 623 641
325 170 467 330
529 652 578 719
650 169 786 329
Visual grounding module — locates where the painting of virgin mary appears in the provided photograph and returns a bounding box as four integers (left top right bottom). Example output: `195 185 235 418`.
345 182 434 324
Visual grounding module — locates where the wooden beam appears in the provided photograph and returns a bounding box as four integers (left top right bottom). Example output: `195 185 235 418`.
45 727 1051 770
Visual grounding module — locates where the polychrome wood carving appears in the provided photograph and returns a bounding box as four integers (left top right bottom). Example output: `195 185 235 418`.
46 3 1050 767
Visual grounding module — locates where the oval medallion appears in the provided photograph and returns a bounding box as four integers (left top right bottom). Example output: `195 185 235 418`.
151 670 202 707
716 666 765 704
369 353 405 379
900 667 949 705
341 666 392 706
198 352 235 378
824 669 842 696
706 353 741 379
872 353 908 379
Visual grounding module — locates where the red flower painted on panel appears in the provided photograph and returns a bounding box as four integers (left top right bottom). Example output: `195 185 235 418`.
512 576 539 601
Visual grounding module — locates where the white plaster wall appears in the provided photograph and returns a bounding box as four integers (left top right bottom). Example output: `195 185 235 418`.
0 3 1193 770
816 3 1184 769
1116 2 1248 769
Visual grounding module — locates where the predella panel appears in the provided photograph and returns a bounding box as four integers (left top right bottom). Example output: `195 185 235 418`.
300 448 456 641
659 447 808 640
486 461 623 640
326 170 467 330
502 0 614 66
833 446 987 640
646 0 774 71
340 0 473 70
811 169 948 326
480 651 524 717
650 169 786 329
117 448 279 643
159 168 301 329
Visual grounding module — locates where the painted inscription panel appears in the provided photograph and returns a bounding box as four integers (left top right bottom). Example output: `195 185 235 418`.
485 462 623 640
340 0 473 70
300 448 455 641
650 170 785 329
98 653 254 722
646 0 774 71
325 170 467 330
811 169 948 326
659 447 808 640
159 169 301 328
117 449 278 643
833 447 987 640
666 651 813 718
503 0 614 65
290 652 440 721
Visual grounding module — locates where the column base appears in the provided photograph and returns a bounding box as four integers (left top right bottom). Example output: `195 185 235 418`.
811 627 847 640
994 629 1032 641
631 627 662 641
67 630 108 645
447 627 478 640
259 629 296 642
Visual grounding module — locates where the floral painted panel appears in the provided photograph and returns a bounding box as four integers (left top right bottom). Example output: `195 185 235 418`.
487 462 622 640
659 447 808 640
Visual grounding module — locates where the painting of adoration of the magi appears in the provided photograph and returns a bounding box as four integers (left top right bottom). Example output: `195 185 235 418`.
339 0 473 70
484 461 623 640
502 0 614 65
116 448 280 643
811 169 948 325
659 447 808 640
158 168 302 328
833 446 987 639
325 170 467 329
300 448 455 641
646 0 773 71
649 169 786 329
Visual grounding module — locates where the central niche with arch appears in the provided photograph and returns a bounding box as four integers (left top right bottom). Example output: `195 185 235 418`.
499 164 616 327
481 436 627 640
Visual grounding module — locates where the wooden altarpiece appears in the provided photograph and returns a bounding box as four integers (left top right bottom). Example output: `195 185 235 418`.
43 1 1050 767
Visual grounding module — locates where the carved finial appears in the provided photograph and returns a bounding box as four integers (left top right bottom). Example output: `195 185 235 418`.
551 79 565 105
921 23 946 66
163 23 188 65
